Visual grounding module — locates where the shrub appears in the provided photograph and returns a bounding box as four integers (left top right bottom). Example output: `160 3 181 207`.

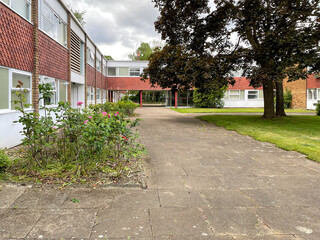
11 84 145 179
193 88 225 108
316 103 320 116
0 149 11 173
284 89 293 109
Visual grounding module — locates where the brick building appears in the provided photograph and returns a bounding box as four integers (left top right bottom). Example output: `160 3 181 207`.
0 0 319 148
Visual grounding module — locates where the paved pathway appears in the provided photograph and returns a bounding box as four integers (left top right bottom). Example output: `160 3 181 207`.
1 107 320 239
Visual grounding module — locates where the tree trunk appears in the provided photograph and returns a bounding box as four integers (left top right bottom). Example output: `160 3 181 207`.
262 81 275 118
276 81 287 117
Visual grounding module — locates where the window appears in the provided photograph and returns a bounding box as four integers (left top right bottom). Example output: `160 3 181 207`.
87 87 95 104
1 0 10 5
308 89 317 100
248 90 259 100
59 80 67 102
130 68 140 76
42 77 58 106
103 62 107 76
96 88 101 103
103 90 107 103
11 73 31 110
318 89 320 100
87 48 95 66
259 90 263 99
5 0 31 21
108 67 116 76
96 58 101 72
229 90 240 99
119 67 129 76
0 68 9 110
80 42 85 75
58 21 67 47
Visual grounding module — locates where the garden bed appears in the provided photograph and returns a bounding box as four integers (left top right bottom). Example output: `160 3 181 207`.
0 84 147 187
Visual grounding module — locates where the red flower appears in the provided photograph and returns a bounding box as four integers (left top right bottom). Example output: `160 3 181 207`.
122 136 128 141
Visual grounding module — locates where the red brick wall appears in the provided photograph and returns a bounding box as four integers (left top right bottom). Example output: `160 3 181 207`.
86 64 95 87
39 31 68 81
107 77 168 91
0 3 33 72
96 71 102 89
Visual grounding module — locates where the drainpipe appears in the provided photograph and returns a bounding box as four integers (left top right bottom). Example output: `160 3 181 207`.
67 12 71 103
31 0 39 114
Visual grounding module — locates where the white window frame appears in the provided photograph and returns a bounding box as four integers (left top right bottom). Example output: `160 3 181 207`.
130 67 141 77
40 76 58 107
247 90 259 100
102 89 107 103
87 48 95 67
228 90 241 100
87 86 95 105
308 88 317 100
40 0 67 47
2 0 31 22
10 69 32 111
96 88 101 103
107 67 117 77
103 62 107 76
80 42 85 75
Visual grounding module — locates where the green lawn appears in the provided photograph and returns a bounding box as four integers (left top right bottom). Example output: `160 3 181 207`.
198 115 320 162
172 108 315 114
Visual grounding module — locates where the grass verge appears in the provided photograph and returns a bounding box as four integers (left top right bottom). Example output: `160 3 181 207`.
173 108 315 114
197 115 320 162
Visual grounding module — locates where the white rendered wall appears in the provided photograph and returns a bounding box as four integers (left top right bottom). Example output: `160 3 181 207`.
307 100 318 110
223 99 264 108
71 18 85 42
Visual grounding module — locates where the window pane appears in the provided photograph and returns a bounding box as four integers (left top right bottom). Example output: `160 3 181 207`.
224 91 228 99
259 90 264 99
58 22 67 46
0 68 9 109
59 81 67 102
108 67 116 76
12 73 30 88
43 18 54 37
12 0 30 20
240 90 245 100
130 68 140 76
229 95 240 99
229 90 239 95
2 0 9 5
318 89 320 100
119 67 129 76
11 90 31 110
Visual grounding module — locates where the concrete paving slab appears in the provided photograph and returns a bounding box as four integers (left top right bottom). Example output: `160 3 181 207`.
12 188 69 209
112 189 160 209
150 207 211 237
91 207 151 239
151 166 187 176
61 188 114 209
204 207 272 235
255 206 320 235
183 165 221 177
158 189 207 207
0 208 43 238
199 190 256 208
233 235 296 239
181 176 225 190
27 208 97 239
0 185 26 208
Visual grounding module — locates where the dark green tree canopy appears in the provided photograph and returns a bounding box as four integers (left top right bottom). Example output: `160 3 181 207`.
150 0 320 117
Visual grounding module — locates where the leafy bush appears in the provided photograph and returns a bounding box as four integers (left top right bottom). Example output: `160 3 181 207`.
284 89 293 109
316 103 320 116
0 149 11 173
193 88 225 108
9 84 145 180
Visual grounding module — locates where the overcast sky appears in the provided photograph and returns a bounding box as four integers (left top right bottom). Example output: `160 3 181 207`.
63 0 162 60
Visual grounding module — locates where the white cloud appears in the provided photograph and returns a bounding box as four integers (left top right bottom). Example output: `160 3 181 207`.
64 0 161 60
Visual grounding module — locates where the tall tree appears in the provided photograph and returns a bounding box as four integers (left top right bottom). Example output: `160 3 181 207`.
152 0 320 118
104 55 114 60
129 42 154 60
72 9 86 27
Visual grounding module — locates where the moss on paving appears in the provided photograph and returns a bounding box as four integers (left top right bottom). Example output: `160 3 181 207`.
198 115 320 162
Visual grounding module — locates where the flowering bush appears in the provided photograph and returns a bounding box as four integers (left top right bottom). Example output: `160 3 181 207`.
8 84 145 181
